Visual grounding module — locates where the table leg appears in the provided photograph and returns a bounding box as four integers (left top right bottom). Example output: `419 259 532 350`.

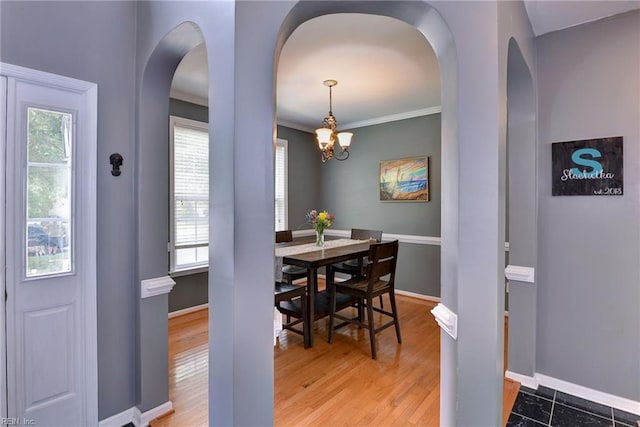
306 267 318 347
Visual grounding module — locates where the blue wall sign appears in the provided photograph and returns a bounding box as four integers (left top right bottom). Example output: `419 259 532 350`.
551 137 623 196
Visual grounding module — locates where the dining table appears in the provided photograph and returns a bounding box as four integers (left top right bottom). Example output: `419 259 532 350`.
275 235 375 347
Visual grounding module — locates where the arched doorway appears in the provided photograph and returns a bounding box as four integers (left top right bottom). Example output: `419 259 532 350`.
505 37 538 384
137 21 208 418
273 2 465 425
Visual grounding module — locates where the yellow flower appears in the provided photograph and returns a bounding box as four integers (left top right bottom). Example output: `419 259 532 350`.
318 211 327 221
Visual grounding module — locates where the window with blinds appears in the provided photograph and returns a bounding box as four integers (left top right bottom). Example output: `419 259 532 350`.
170 116 209 272
275 139 288 231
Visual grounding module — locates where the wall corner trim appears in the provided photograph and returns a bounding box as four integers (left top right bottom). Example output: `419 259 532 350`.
141 276 176 299
505 265 535 283
430 303 457 340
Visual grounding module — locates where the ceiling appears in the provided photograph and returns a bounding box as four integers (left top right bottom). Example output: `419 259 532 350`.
171 1 640 131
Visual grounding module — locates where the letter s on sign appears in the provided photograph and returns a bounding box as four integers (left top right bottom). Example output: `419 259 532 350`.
570 148 603 177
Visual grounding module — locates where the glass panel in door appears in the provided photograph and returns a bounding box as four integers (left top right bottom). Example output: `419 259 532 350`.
25 107 72 277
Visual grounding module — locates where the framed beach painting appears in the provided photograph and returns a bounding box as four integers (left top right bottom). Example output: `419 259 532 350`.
379 156 429 202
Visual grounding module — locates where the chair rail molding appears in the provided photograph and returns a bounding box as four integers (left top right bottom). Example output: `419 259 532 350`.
141 275 176 299
505 265 535 283
430 303 458 340
298 228 511 250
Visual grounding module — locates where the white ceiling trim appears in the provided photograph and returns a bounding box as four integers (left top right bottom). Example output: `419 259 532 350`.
169 89 208 107
342 106 442 130
277 119 313 133
279 106 442 134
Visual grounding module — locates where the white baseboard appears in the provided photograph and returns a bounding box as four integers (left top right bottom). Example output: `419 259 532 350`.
536 373 640 416
99 407 138 427
168 303 208 319
395 289 440 302
505 370 539 389
504 371 640 415
136 400 174 426
99 401 173 427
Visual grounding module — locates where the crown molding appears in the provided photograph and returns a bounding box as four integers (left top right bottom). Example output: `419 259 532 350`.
342 106 442 130
169 89 208 107
278 106 442 134
277 119 315 133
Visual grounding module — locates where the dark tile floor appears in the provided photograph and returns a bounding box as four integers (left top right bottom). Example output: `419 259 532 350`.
507 386 640 427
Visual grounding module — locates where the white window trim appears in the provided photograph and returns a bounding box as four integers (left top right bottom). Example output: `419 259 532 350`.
275 138 289 231
169 115 209 274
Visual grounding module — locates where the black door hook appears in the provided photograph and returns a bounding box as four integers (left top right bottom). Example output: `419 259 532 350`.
110 153 123 176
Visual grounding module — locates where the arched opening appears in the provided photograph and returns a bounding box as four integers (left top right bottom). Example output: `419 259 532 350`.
273 2 463 425
133 3 511 425
273 11 444 424
505 37 538 383
137 21 208 415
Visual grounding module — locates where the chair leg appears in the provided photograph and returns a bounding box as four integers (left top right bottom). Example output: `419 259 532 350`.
389 291 402 344
328 285 336 344
378 295 384 309
366 298 377 359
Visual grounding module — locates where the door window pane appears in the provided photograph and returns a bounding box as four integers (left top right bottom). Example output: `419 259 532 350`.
26 108 72 277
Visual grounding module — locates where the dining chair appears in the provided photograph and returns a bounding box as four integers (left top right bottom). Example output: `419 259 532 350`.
275 281 309 348
332 228 384 307
327 240 401 359
275 230 308 283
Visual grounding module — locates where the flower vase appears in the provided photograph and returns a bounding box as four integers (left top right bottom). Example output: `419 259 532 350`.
315 229 325 247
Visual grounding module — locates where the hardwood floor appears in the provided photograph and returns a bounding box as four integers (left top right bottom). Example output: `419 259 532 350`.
152 294 519 426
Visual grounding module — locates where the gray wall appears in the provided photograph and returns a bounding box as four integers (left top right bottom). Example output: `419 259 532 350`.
277 125 321 231
537 10 640 401
169 272 208 312
170 98 208 123
320 114 442 297
0 1 138 419
168 98 209 312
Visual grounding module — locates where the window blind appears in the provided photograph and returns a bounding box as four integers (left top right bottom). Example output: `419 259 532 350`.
275 139 287 231
170 116 209 271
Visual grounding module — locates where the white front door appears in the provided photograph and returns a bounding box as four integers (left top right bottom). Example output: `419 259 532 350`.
1 64 97 426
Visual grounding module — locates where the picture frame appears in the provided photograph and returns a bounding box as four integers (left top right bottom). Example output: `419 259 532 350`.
379 156 429 202
551 136 623 196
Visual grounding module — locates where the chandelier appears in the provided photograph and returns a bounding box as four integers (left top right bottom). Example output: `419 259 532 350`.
315 80 353 162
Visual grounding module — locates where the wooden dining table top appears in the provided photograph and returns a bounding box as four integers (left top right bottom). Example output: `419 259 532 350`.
276 235 373 268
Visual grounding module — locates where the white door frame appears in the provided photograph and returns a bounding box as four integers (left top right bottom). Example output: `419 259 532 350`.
0 62 98 425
